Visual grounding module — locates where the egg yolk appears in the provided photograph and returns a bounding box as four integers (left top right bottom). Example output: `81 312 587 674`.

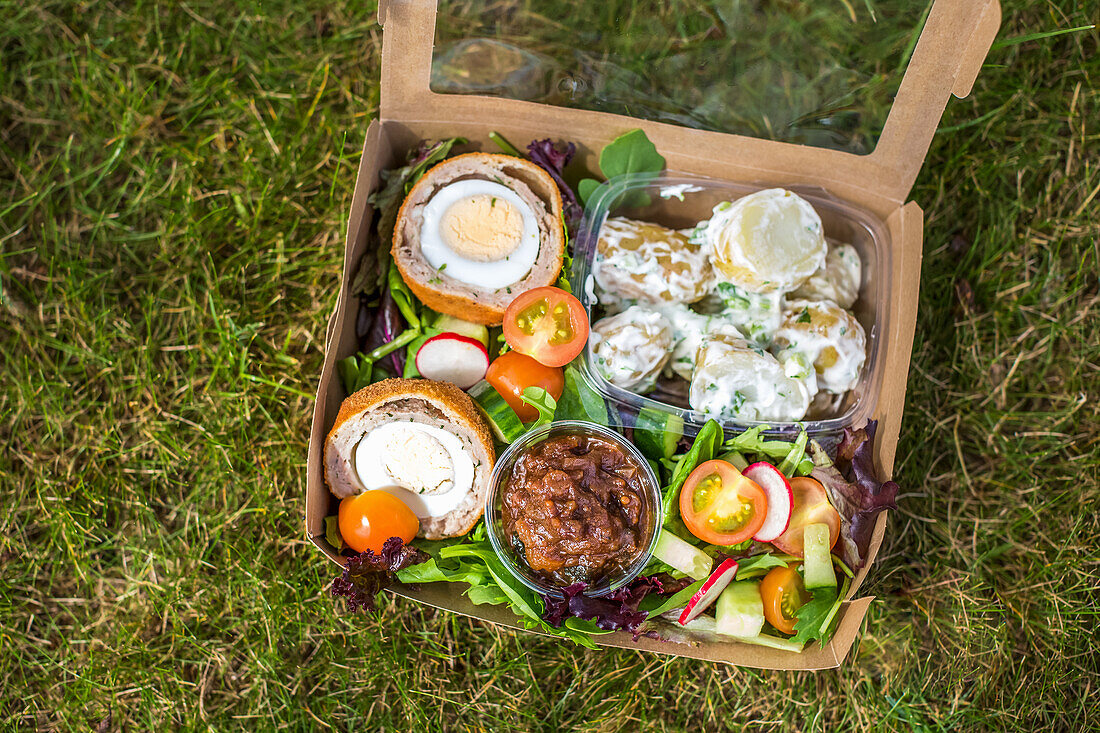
439 194 523 261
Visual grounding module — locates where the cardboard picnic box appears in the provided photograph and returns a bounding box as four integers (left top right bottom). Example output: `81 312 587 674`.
305 0 1001 670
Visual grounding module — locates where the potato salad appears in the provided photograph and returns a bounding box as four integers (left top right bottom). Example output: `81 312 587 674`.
589 188 867 422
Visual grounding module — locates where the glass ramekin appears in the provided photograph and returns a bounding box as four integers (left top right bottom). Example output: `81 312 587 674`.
484 420 662 599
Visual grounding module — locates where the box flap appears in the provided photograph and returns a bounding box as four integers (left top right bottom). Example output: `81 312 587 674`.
378 0 999 207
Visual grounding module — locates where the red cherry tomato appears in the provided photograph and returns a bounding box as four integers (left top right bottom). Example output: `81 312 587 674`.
503 286 589 367
485 350 564 422
770 477 841 557
759 563 810 635
679 460 768 546
338 490 419 554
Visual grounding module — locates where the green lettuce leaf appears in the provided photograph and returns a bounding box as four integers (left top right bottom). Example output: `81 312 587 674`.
791 585 842 646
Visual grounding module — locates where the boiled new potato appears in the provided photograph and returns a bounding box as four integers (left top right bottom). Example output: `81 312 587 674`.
590 305 674 392
689 327 815 421
772 300 866 394
594 217 713 305
792 242 862 309
695 188 827 294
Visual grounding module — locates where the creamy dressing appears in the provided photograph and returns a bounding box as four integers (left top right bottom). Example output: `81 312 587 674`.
695 188 826 294
419 179 541 289
591 306 673 392
793 242 862 309
352 422 476 519
594 217 712 304
659 183 704 201
583 273 599 305
772 300 866 394
708 282 785 346
654 303 714 381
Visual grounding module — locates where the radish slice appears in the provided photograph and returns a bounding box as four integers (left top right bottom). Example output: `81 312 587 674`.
415 333 489 389
744 462 793 542
678 558 739 625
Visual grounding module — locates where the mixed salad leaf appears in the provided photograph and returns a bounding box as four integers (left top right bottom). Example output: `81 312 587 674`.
527 138 582 232
809 422 899 568
330 537 429 612
327 130 898 654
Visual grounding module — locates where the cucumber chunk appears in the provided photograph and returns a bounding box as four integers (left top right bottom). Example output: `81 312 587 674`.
652 529 713 580
715 580 764 638
802 523 837 590
468 380 524 443
634 407 684 460
433 314 490 347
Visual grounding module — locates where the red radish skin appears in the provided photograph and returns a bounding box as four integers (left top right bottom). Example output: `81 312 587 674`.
678 559 739 625
415 333 490 389
744 462 794 542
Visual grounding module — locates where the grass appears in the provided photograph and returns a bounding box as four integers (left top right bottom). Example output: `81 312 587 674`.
1 0 1097 730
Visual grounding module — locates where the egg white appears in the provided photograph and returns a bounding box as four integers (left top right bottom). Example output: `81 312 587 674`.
352 422 475 519
419 179 541 289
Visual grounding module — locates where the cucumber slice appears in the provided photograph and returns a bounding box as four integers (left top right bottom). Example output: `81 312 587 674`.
802 523 837 590
715 580 764 638
718 449 748 471
468 380 524 443
634 407 684 460
652 529 713 580
433 314 490 347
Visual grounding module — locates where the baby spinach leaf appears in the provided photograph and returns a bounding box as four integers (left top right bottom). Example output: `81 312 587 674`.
598 129 666 180
791 585 840 646
554 366 608 424
577 129 666 206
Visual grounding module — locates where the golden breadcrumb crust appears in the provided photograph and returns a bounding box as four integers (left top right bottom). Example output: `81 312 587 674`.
391 152 565 326
324 378 496 538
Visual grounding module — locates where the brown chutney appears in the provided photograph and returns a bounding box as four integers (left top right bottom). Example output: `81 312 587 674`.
500 432 653 587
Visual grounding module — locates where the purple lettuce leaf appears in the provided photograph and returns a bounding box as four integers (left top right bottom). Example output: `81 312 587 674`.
362 287 407 376
355 297 375 342
810 420 899 568
646 572 695 595
542 576 661 637
330 537 429 613
527 139 582 232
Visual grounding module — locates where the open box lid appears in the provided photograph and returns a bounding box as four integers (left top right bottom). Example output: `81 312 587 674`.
378 0 999 214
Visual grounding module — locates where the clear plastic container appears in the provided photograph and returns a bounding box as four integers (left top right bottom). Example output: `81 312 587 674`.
484 420 662 599
571 174 891 439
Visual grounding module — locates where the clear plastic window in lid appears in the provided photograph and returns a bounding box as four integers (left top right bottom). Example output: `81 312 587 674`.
431 0 927 155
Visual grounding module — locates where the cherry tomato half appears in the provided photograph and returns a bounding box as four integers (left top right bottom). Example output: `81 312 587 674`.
760 563 810 635
338 490 419 554
770 477 841 557
679 459 768 546
485 350 564 422
502 286 589 368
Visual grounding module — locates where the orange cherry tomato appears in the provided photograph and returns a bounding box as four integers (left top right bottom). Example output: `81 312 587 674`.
503 286 589 367
679 459 768 546
760 563 810 635
485 350 564 422
338 490 419 554
770 477 842 557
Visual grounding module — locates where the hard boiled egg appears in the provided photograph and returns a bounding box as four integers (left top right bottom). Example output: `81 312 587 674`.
418 179 542 289
352 422 476 520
